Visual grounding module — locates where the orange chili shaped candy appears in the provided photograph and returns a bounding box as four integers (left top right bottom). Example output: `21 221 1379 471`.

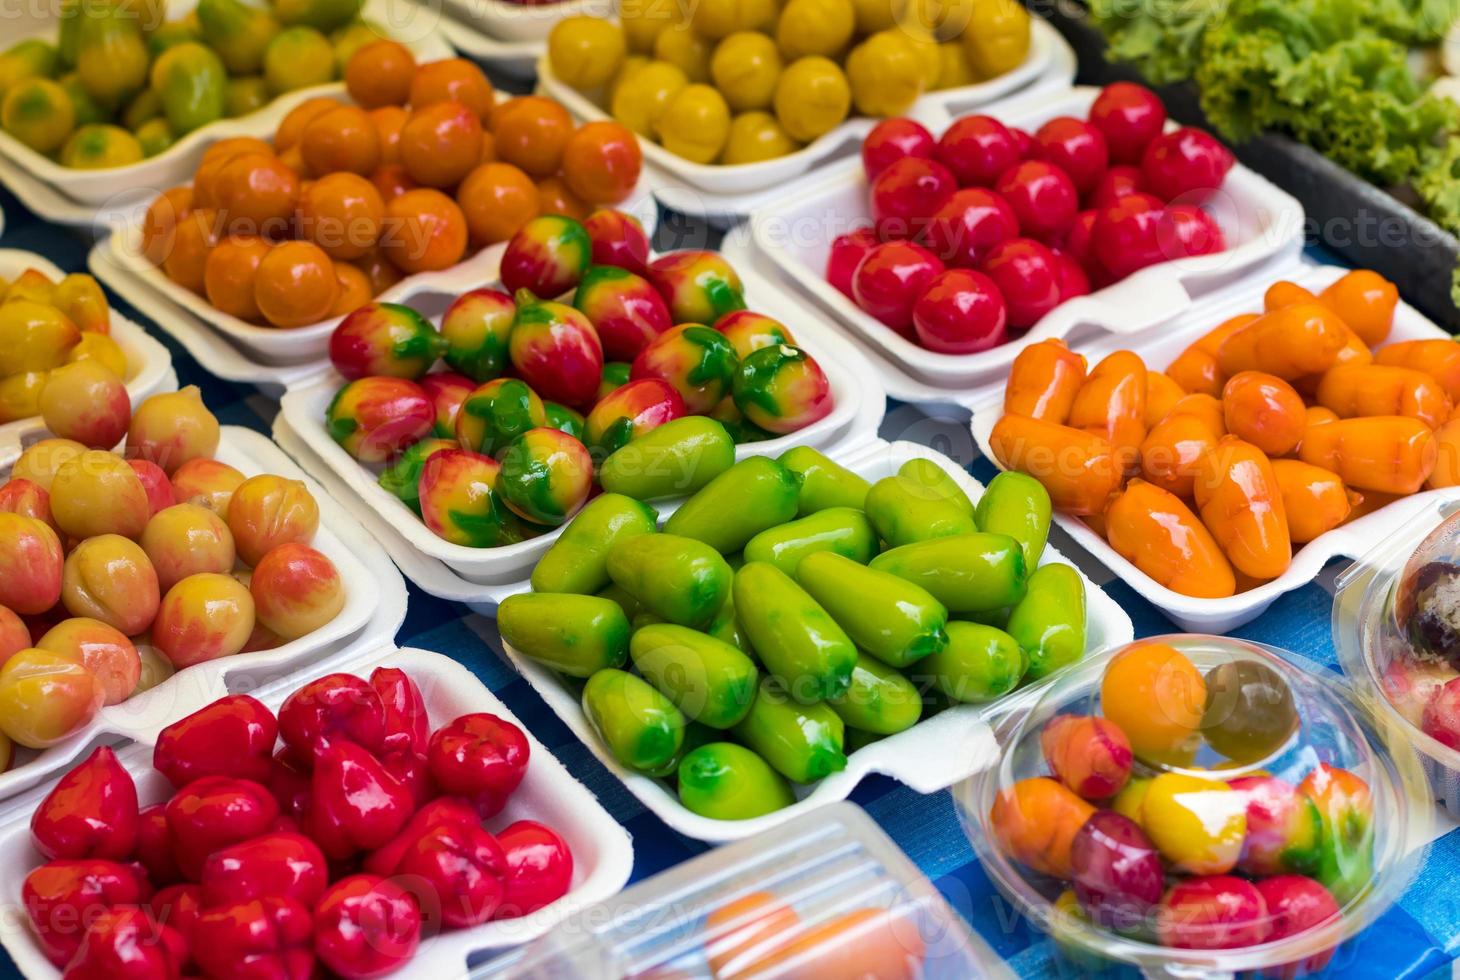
1105 479 1237 598
1221 371 1306 457
1166 393 1226 436
1314 364 1452 430
1164 347 1223 398
1004 339 1087 423
1195 313 1260 354
1318 269 1397 347
989 414 1123 516
1375 339 1460 403
1292 326 1374 399
1067 350 1147 469
989 777 1095 878
1139 412 1218 499
1217 304 1349 380
1427 419 1460 490
1298 416 1436 495
1144 371 1186 428
1264 280 1316 311
1193 436 1291 580
1270 459 1361 543
1305 405 1339 427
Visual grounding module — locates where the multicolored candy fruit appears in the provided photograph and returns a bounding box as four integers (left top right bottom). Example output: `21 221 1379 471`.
648 251 747 324
328 303 446 382
731 345 833 435
497 429 594 527
1228 775 1322 878
508 292 604 408
630 324 739 414
500 215 592 298
713 310 796 360
418 449 522 548
455 378 547 456
573 265 672 361
419 372 475 438
585 378 687 455
378 438 456 514
325 377 435 463
1140 773 1246 875
440 289 515 382
543 401 586 441
584 209 651 276
1298 763 1374 905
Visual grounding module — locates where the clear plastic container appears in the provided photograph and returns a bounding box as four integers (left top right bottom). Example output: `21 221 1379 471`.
954 634 1432 979
474 801 1011 979
1334 499 1460 818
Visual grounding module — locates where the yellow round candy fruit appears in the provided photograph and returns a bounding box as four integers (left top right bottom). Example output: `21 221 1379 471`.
65 332 129 379
610 60 689 137
962 0 1031 79
722 111 799 163
710 32 782 112
899 0 975 41
548 16 628 89
620 0 681 53
654 25 712 83
1139 773 1246 875
845 30 925 117
60 124 144 170
776 0 856 60
691 0 775 39
0 372 46 424
849 0 903 33
935 40 977 90
605 55 651 107
2 77 76 153
773 56 851 143
655 84 731 163
0 300 81 376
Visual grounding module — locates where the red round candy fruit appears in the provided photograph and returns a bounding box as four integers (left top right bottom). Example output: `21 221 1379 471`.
851 240 945 335
862 117 934 180
1254 875 1341 973
825 228 880 298
135 803 181 886
1092 192 1166 280
23 859 146 967
1069 810 1164 932
192 897 314 980
64 907 188 980
1156 203 1226 259
165 776 281 879
371 665 430 755
315 875 423 979
979 238 1061 330
911 269 1007 354
1088 164 1145 209
1061 210 1099 273
870 156 956 240
923 187 1019 269
1089 82 1167 165
934 114 1020 187
30 746 138 862
994 160 1079 242
1157 876 1270 950
278 673 387 760
1009 127 1034 160
495 820 575 918
201 831 329 908
428 712 531 817
154 694 278 788
308 737 415 859
397 822 508 928
1052 251 1091 302
1141 127 1234 204
1422 676 1460 749
1034 116 1109 197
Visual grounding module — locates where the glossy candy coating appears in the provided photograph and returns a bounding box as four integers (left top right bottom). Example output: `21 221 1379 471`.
141 503 236 593
574 264 671 362
329 303 445 381
61 534 158 635
1100 641 1206 765
325 377 434 463
678 741 794 819
0 513 63 615
227 475 320 568
647 251 746 324
730 344 832 435
50 450 151 541
456 378 547 456
153 572 256 668
501 215 592 298
250 543 344 639
631 323 739 414
440 288 515 382
38 361 130 450
1105 480 1236 599
585 377 686 455
500 593 630 677
36 619 139 706
496 428 594 526
583 668 685 773
418 449 521 548
508 292 604 408
599 416 735 500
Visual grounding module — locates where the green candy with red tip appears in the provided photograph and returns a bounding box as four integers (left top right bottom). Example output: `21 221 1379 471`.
630 324 739 414
418 447 524 548
713 310 795 360
647 250 747 324
497 428 594 527
732 344 833 435
574 264 673 362
456 378 547 456
509 290 605 408
328 302 445 381
325 376 434 463
419 371 475 438
543 401 586 442
500 215 592 298
585 378 686 455
378 437 455 514
440 288 515 382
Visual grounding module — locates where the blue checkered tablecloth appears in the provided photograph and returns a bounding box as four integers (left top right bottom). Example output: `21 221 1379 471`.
3 178 1458 980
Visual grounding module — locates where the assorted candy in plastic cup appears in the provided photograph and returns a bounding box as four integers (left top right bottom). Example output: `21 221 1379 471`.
956 634 1431 977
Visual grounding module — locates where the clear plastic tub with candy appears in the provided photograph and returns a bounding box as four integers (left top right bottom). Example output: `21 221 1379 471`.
1334 499 1460 818
954 635 1432 978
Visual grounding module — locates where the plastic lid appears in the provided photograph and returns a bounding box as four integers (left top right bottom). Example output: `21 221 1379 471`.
953 634 1431 977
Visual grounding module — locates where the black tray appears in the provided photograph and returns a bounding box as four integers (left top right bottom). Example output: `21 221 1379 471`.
1036 0 1460 333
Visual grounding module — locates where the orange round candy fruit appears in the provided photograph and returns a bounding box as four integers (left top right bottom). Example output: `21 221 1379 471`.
492 96 574 178
407 58 494 124
142 186 193 266
369 105 408 165
331 261 373 314
217 153 300 236
561 120 642 205
380 189 468 274
1100 641 1208 765
297 172 385 261
301 105 380 177
370 163 418 202
204 236 273 322
354 246 405 296
345 40 417 109
274 97 339 153
536 175 588 221
202 137 274 167
399 100 483 188
162 209 220 294
254 241 340 328
457 162 538 246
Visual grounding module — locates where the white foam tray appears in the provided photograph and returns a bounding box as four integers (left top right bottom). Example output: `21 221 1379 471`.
273 261 887 602
971 259 1460 633
450 0 615 44
496 437 1134 843
435 18 542 76
0 646 635 979
0 250 175 446
537 15 1076 224
0 424 407 802
0 0 454 227
742 84 1307 408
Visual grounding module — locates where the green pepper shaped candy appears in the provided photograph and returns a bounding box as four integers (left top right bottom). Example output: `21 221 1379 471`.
827 652 923 735
898 458 975 517
864 473 978 547
532 493 658 595
648 719 717 778
961 607 1010 629
498 593 629 678
596 582 642 620
921 621 1027 703
707 590 753 656
796 551 947 668
583 669 685 774
845 727 886 752
599 416 736 501
777 446 869 514
630 624 759 729
607 533 732 628
662 457 799 554
742 507 877 576
870 533 1027 613
733 561 856 703
733 680 847 783
974 470 1052 571
1006 563 1085 681
678 743 793 820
